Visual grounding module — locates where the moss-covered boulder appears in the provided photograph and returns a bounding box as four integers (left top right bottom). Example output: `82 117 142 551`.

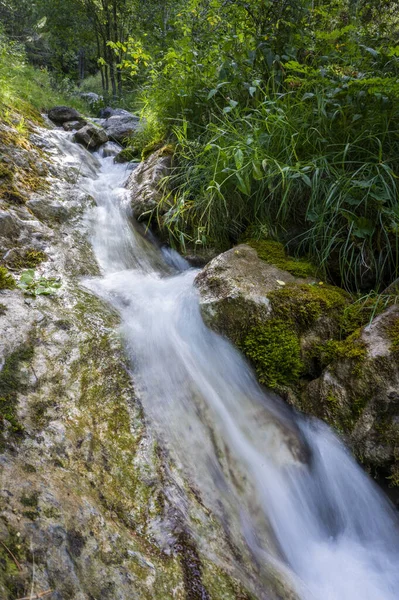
195 242 399 488
195 244 303 345
305 305 399 485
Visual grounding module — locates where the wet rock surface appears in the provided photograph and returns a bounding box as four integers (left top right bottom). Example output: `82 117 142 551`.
0 117 264 600
195 244 399 486
74 124 108 150
306 305 399 485
125 148 172 221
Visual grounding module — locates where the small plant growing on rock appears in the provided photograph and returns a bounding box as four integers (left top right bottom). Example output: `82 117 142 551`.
17 269 61 297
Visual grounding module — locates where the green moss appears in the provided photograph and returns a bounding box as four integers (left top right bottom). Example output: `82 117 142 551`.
20 492 38 508
244 239 317 278
0 345 34 449
386 317 399 353
3 249 47 270
0 267 15 290
0 184 26 205
318 332 367 367
0 163 13 181
242 319 303 387
0 303 7 315
0 526 28 598
141 139 165 160
339 295 389 338
269 283 347 330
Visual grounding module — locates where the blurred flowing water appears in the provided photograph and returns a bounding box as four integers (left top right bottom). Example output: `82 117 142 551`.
48 129 399 600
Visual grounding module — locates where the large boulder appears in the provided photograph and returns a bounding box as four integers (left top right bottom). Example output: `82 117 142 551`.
103 112 140 144
48 106 81 125
195 244 299 342
195 242 399 489
125 148 172 221
74 124 108 150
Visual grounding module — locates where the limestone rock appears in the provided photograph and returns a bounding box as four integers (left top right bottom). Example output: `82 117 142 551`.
306 305 399 483
74 124 108 150
48 106 81 125
125 148 172 221
195 244 298 342
0 209 22 238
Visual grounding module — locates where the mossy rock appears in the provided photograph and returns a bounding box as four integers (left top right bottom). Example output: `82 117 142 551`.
2 248 47 270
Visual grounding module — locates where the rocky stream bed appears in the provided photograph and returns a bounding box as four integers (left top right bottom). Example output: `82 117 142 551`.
0 107 398 600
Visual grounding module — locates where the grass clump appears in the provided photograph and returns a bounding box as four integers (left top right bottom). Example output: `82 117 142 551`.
0 267 15 290
242 319 303 388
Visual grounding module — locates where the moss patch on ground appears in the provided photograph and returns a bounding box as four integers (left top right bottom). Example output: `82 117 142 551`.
0 267 15 290
3 249 47 271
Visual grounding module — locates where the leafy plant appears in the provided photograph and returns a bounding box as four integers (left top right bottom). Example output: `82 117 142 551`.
17 269 61 297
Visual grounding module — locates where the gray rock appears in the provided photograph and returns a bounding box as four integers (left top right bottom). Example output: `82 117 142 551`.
103 113 140 144
99 107 132 119
27 198 70 223
125 149 172 221
74 124 108 150
306 305 399 483
79 92 103 104
195 244 299 342
63 120 87 132
100 141 122 158
48 106 82 124
0 209 22 238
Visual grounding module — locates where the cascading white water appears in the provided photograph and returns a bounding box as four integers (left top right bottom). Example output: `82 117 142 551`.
49 129 399 600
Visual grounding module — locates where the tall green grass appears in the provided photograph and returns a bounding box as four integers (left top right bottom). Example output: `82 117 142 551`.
159 79 399 291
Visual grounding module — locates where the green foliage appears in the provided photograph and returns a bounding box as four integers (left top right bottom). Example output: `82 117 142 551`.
242 319 303 387
16 269 61 297
0 267 16 290
0 31 87 118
